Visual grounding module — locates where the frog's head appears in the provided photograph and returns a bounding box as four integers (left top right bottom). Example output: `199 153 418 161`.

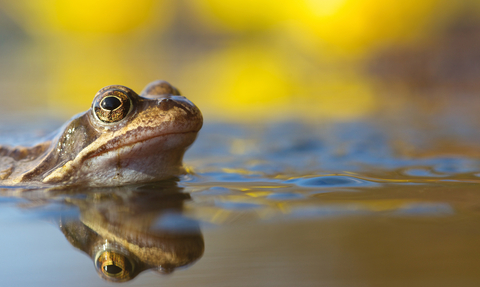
22 80 203 186
89 80 201 134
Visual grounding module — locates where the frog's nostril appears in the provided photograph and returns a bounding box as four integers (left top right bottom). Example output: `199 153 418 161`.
159 98 174 110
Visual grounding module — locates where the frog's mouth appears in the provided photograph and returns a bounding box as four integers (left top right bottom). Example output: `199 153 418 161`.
90 129 199 159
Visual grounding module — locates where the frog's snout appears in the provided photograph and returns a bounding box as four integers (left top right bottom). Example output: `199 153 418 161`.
158 98 174 111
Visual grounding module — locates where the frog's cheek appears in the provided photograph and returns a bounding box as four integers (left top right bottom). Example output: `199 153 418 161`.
0 157 14 180
43 160 77 183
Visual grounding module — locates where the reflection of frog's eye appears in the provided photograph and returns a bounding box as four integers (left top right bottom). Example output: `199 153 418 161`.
95 250 135 282
94 91 132 123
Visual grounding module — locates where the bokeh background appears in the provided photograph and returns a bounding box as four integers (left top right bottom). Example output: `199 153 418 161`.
0 0 479 122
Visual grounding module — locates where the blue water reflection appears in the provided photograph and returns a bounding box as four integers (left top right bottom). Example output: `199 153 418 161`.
287 175 377 188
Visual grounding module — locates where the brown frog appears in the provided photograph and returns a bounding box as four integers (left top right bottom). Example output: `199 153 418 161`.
0 80 203 186
60 183 204 282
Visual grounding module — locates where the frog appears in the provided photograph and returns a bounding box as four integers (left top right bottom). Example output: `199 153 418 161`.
0 80 203 187
60 183 204 282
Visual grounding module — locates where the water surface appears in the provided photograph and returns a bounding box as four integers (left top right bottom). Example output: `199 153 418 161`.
1 119 480 286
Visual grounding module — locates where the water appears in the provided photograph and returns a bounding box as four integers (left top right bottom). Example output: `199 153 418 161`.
2 118 480 286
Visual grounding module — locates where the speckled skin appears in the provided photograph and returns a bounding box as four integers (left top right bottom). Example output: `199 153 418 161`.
0 80 203 187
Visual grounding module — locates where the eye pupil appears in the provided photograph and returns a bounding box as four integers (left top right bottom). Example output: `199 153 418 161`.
104 264 123 275
101 97 122 111
93 89 133 123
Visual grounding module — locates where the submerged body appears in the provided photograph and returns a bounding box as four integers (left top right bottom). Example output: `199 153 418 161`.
0 81 203 186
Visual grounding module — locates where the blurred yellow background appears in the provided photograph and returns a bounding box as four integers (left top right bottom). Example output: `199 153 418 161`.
0 0 478 122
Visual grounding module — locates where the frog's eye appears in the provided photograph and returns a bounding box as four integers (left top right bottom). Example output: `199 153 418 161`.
93 90 132 123
95 250 135 282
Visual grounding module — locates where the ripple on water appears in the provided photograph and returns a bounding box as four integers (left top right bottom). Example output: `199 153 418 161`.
434 158 479 174
403 167 448 177
401 158 480 178
286 205 371 219
286 175 377 188
198 186 232 195
214 199 265 210
197 171 272 182
265 192 306 200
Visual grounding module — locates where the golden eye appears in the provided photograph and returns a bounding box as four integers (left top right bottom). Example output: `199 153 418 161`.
93 90 132 123
95 250 134 282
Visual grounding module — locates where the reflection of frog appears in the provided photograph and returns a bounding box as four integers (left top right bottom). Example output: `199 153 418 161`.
60 182 204 282
0 80 203 186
